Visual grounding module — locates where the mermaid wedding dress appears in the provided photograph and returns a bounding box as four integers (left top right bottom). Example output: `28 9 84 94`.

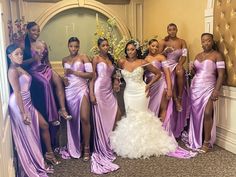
110 66 177 158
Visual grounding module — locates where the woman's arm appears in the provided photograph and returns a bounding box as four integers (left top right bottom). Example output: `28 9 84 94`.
211 52 225 101
89 57 98 104
8 68 31 125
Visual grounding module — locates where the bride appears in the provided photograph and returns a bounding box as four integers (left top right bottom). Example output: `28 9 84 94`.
110 40 177 158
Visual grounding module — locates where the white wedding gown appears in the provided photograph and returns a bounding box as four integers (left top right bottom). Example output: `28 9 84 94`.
110 66 177 159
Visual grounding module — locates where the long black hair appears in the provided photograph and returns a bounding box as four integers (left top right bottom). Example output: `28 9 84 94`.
125 40 143 59
201 33 219 51
6 43 20 68
6 43 21 93
23 21 38 60
97 37 115 65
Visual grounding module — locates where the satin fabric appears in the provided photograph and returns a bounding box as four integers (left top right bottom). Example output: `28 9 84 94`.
188 59 217 149
9 73 48 177
60 61 91 159
91 62 119 174
167 49 189 138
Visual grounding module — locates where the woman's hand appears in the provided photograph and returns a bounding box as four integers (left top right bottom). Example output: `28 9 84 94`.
189 61 195 72
163 46 174 54
62 77 69 87
113 79 120 92
166 88 172 100
90 94 97 105
211 90 220 101
64 68 74 75
22 112 31 125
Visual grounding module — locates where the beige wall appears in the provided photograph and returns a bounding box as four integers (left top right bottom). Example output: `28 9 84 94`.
143 0 208 61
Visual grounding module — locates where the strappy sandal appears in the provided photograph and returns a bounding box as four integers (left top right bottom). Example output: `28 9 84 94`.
58 108 72 120
199 141 211 153
83 146 90 162
174 96 183 112
45 152 61 165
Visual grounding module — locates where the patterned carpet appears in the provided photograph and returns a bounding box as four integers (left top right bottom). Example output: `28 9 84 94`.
49 146 236 177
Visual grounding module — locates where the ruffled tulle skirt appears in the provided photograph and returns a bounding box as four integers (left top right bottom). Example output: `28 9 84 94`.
110 109 177 159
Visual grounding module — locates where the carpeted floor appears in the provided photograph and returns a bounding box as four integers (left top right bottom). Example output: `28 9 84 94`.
49 145 236 177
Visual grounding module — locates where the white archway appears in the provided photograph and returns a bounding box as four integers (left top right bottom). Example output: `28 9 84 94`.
36 0 131 37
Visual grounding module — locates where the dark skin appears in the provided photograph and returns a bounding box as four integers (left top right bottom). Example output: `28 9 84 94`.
145 40 172 122
24 24 70 120
189 34 225 151
8 47 59 164
159 25 187 112
89 40 122 129
118 43 162 97
62 40 93 160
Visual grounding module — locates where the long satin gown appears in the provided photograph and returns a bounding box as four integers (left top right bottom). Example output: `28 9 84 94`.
188 59 218 149
147 61 196 158
166 49 189 138
91 62 119 174
147 60 173 131
9 73 48 177
24 48 59 148
110 66 177 159
62 61 92 159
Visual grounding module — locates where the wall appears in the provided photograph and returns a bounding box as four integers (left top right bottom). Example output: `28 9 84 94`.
0 0 15 176
143 0 208 61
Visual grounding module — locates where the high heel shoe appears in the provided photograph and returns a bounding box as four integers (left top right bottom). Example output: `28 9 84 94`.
199 141 211 153
51 120 60 126
45 152 61 165
83 146 90 162
59 108 72 120
174 96 183 112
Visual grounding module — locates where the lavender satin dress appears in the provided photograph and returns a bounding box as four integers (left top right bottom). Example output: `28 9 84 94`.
62 61 92 159
188 59 219 149
167 49 189 138
9 73 48 177
147 60 172 122
91 62 119 174
147 61 195 159
28 49 58 123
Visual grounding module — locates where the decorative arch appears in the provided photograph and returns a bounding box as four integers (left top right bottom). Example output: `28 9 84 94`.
35 0 131 37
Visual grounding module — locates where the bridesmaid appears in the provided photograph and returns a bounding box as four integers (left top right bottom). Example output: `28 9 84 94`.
7 44 59 177
21 21 72 126
89 37 120 174
144 39 172 123
188 33 225 153
159 23 189 138
62 37 93 161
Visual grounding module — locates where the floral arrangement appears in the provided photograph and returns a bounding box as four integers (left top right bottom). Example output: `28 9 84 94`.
90 14 129 61
8 17 27 44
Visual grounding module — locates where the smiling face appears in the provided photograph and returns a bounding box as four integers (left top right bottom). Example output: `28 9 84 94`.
148 41 159 55
28 24 40 41
68 41 80 56
126 44 137 59
201 34 214 52
8 48 23 65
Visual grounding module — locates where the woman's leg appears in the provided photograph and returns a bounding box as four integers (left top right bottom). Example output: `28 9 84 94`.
38 112 61 165
159 91 169 122
51 70 71 120
113 107 122 131
80 96 91 161
174 68 185 112
200 99 214 153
